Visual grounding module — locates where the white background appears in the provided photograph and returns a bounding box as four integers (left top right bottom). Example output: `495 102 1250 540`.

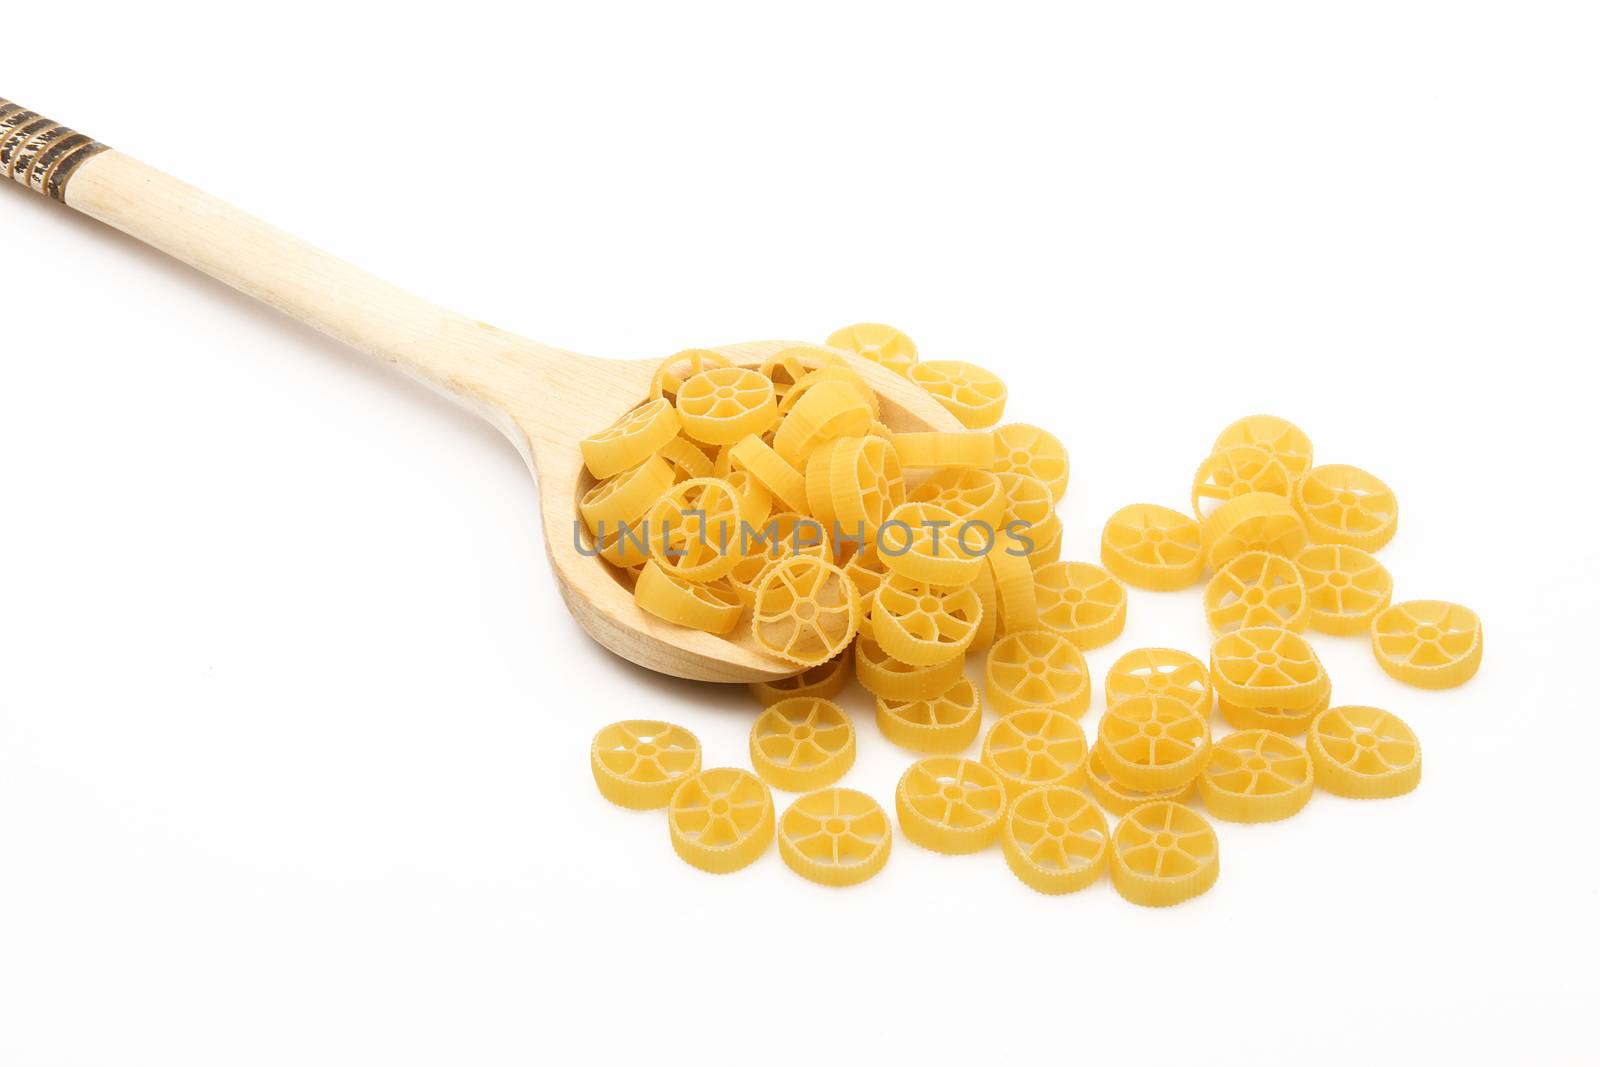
3 3 1597 1064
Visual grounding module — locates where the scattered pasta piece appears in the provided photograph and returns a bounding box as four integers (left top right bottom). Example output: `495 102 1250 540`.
907 360 1008 428
1097 694 1212 792
722 467 772 530
1191 444 1294 519
1211 415 1313 481
1199 491 1309 572
725 512 830 607
1296 544 1393 636
1203 550 1309 633
1218 673 1331 735
752 556 860 666
650 349 732 404
827 433 906 534
878 502 984 586
1100 503 1205 591
1105 647 1212 717
1110 802 1220 907
969 560 999 649
1086 743 1195 816
907 468 1006 533
838 539 889 605
772 379 874 469
981 710 1089 800
869 572 983 666
1307 706 1422 798
655 434 716 482
580 398 681 479
1369 600 1482 689
1198 730 1314 822
647 477 745 583
778 364 881 420
758 345 842 406
985 630 1091 717
1033 561 1127 649
729 435 809 514
578 455 675 537
875 677 983 755
826 322 919 376
1210 626 1328 710
1294 463 1398 551
748 650 852 707
590 720 702 809
1002 786 1108 895
986 538 1040 632
855 635 966 702
895 757 1007 854
1027 516 1063 569
675 366 779 445
667 767 775 874
634 562 744 634
778 788 892 887
749 697 856 792
889 431 997 470
992 424 1070 502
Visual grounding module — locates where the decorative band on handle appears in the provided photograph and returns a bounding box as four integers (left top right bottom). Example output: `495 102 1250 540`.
0 99 111 201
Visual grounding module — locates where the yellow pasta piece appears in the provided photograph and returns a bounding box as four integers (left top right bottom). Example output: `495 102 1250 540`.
752 556 860 666
590 720 702 809
578 455 675 537
985 630 1091 717
1097 694 1211 792
1100 503 1205 591
748 697 856 792
1033 561 1127 649
667 767 775 874
908 468 1006 537
1369 599 1482 689
907 360 1008 428
868 572 983 666
1306 705 1422 798
1295 544 1393 636
1210 626 1327 709
580 397 682 479
675 366 779 445
879 502 984 586
778 364 880 420
598 525 654 568
655 434 716 483
1198 729 1314 822
826 322 919 376
803 438 843 527
633 561 745 635
1110 801 1219 907
772 379 873 469
1218 672 1331 735
748 649 852 707
1027 515 1063 569
1002 786 1108 895
981 709 1089 800
646 477 745 583
722 467 772 531
992 423 1070 502
996 470 1054 533
1203 550 1309 633
1105 647 1213 717
874 677 982 755
1191 443 1294 519
854 635 965 702
889 431 997 470
969 559 998 649
725 512 830 606
1086 742 1195 816
1294 463 1399 551
828 434 906 536
728 434 808 513
838 539 889 605
986 538 1039 633
777 788 892 887
649 348 732 404
1200 491 1309 572
895 757 1006 854
1211 414 1313 482
759 345 844 406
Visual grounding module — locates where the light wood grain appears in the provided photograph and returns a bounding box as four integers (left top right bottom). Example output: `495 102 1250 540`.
59 150 963 682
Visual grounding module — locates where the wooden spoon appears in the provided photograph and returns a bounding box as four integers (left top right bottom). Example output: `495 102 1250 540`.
1 98 962 682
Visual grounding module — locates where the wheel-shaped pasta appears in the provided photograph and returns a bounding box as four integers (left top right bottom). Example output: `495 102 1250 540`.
675 366 778 445
1085 742 1195 816
1100 503 1205 591
759 345 843 405
650 349 732 403
748 697 856 792
647 477 745 582
869 572 983 666
1028 516 1063 569
725 512 830 606
751 556 860 666
1002 786 1108 895
879 502 984 586
667 767 774 874
1199 491 1308 572
772 380 874 468
634 562 745 634
895 757 1006 854
778 364 880 420
1110 801 1219 906
969 559 999 649
1203 550 1308 633
778 788 892 886
828 433 906 535
578 455 675 536
1294 464 1398 551
854 635 965 702
1210 626 1327 709
875 677 983 755
906 360 1008 428
1306 705 1421 798
986 539 1039 633
1097 694 1212 791
992 423 1070 502
1033 561 1127 649
995 471 1054 534
580 397 682 479
985 630 1091 717
721 467 772 530
981 709 1089 799
1105 647 1212 717
889 431 998 470
826 322 918 376
838 539 889 605
1211 414 1313 481
1218 673 1331 735
1191 444 1294 519
748 651 852 707
1369 600 1482 689
655 434 716 483
1198 729 1313 822
590 720 702 809
728 434 809 513
907 468 1006 533
1295 544 1393 636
